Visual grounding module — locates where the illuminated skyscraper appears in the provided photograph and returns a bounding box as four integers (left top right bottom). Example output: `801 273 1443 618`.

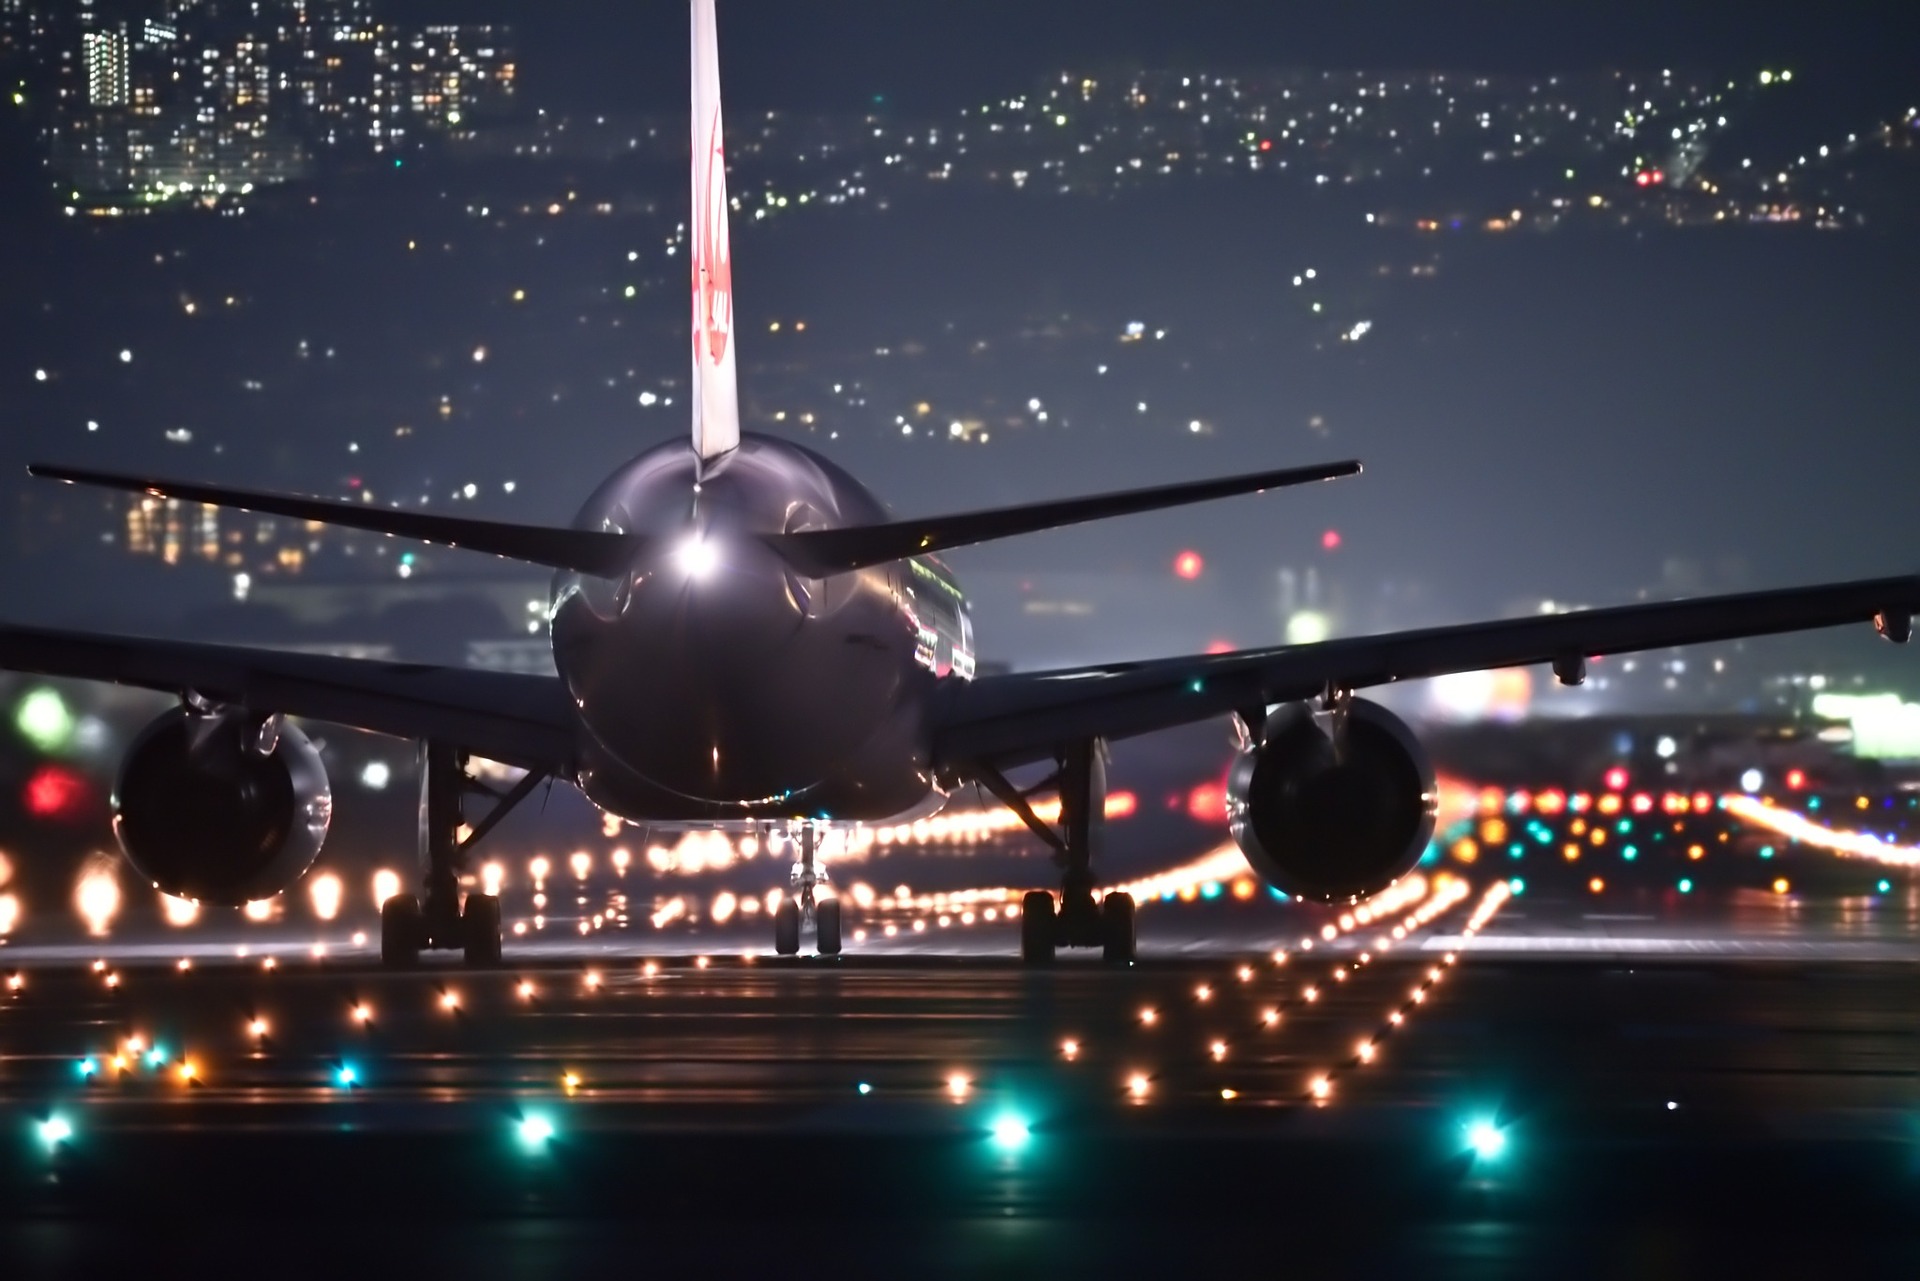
82 26 128 107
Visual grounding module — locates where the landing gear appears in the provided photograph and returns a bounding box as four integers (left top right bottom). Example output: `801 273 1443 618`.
1100 891 1136 965
771 823 840 956
381 893 423 968
816 897 843 956
378 741 546 969
462 892 502 968
981 739 1140 965
1020 890 1056 964
774 898 801 955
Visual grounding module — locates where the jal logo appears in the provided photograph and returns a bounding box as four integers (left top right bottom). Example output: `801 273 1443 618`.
694 107 732 366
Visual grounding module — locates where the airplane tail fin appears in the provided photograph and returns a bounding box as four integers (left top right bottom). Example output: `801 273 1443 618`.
690 0 740 465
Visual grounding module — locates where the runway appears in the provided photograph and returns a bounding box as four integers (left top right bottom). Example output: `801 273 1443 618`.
7 873 1920 1275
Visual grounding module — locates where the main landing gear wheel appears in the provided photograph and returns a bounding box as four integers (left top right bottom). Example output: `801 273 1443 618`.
462 892 502 968
1020 890 1058 965
816 897 843 956
774 898 802 955
1100 892 1137 965
381 894 423 969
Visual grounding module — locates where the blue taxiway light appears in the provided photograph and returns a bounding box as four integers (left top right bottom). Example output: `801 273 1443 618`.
1465 1119 1506 1160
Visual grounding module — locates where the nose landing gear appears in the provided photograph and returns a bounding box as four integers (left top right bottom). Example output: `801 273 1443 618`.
772 823 841 956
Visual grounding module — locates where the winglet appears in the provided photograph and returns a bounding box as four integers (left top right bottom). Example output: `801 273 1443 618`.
690 0 740 464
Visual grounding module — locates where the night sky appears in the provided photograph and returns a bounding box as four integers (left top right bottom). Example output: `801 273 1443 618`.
395 0 1919 114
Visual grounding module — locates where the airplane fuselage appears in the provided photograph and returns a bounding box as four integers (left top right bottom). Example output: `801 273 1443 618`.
551 433 975 825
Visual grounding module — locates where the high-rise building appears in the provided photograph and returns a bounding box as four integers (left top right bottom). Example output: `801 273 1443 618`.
82 25 128 107
402 24 515 133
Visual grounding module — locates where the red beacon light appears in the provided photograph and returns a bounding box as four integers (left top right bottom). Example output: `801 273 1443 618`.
1785 769 1806 790
1604 767 1629 792
1173 550 1204 580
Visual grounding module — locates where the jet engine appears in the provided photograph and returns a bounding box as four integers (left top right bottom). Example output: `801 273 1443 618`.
111 707 332 905
1227 699 1437 904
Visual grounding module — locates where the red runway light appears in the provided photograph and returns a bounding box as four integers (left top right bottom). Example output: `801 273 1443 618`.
1174 550 1204 580
1321 529 1341 551
24 765 87 819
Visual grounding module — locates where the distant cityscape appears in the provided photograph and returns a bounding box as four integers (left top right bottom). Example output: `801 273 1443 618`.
2 0 514 210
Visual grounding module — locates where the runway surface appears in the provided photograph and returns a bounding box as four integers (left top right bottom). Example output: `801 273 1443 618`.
6 877 1920 1276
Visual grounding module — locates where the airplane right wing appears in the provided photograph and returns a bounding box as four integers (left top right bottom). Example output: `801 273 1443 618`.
931 573 1920 771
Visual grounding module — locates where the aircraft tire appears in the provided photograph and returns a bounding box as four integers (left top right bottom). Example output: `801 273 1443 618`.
774 899 801 955
1020 891 1057 965
462 892 503 968
381 894 424 969
1100 892 1136 965
816 897 843 955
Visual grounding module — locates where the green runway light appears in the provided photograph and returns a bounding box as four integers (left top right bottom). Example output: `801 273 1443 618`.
14 687 74 752
1678 878 1694 894
1879 880 1892 894
38 1115 72 1148
857 1082 872 1095
76 1057 96 1078
518 1114 555 1146
990 1115 1031 1151
1465 1118 1505 1159
1507 878 1525 895
335 1063 358 1087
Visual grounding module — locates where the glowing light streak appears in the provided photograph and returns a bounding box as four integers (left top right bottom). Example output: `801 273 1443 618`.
1724 794 1920 867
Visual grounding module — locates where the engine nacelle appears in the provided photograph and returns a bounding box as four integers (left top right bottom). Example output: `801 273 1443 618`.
1227 699 1437 905
112 707 332 905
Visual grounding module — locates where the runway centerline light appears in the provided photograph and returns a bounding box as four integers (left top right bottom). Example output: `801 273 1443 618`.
1466 1118 1506 1159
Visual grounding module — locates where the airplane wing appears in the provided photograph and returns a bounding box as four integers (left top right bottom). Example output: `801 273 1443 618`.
930 573 1920 770
0 622 577 773
28 456 1359 581
27 464 642 577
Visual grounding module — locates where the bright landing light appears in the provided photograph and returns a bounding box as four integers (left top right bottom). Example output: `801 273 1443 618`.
675 535 718 578
1466 1119 1506 1159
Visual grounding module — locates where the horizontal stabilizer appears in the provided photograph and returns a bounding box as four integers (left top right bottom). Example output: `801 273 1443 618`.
761 458 1362 576
29 464 641 577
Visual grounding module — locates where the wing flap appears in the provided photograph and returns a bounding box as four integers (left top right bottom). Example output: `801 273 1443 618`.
29 464 639 577
934 573 1920 769
0 623 576 772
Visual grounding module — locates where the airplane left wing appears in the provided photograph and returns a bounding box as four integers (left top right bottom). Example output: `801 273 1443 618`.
0 623 577 773
931 573 1920 771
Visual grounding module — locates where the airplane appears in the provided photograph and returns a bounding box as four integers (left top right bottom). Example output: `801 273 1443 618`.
6 0 1917 969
